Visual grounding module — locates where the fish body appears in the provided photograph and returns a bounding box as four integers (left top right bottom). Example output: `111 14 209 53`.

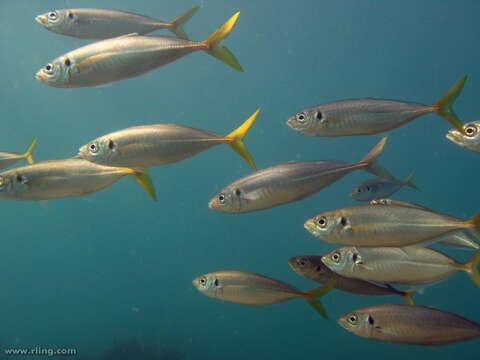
36 12 243 87
446 120 480 152
35 6 199 40
288 256 412 302
305 203 480 247
0 138 37 170
0 158 155 200
78 109 260 169
287 76 467 136
350 173 416 201
209 137 395 213
339 304 480 345
322 246 480 285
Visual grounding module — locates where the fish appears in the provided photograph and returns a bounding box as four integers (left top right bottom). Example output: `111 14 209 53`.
322 246 480 286
0 138 37 170
338 304 480 345
304 202 480 247
286 76 467 136
349 173 417 201
77 109 260 170
369 199 480 250
209 137 397 213
0 158 156 201
192 270 334 319
35 6 200 40
288 256 414 304
446 120 480 152
35 12 243 88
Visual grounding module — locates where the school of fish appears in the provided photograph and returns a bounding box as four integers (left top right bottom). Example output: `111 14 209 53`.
2 4 477 348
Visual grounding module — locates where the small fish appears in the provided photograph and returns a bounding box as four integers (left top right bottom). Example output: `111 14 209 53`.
369 199 480 250
350 173 417 201
192 270 333 319
209 137 397 213
0 138 37 170
446 120 480 152
287 76 467 136
35 6 200 40
339 304 480 345
288 256 414 304
322 246 480 286
304 202 480 247
0 158 156 201
36 12 243 88
78 109 260 170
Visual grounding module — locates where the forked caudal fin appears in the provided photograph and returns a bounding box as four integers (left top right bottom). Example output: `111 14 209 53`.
23 137 37 165
203 11 243 72
127 168 157 201
359 137 399 182
303 281 335 320
466 212 480 240
433 76 468 134
402 289 415 305
464 250 480 287
168 5 201 40
225 108 261 170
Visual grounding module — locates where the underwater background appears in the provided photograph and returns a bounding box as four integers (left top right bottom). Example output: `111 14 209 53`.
0 0 479 358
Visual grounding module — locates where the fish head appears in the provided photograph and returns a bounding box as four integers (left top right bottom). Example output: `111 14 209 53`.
0 170 29 198
35 10 76 32
208 186 246 213
338 310 371 337
288 255 327 279
35 56 72 88
286 109 318 136
446 121 480 152
349 183 375 201
304 210 352 242
321 247 354 274
78 137 117 165
192 273 220 298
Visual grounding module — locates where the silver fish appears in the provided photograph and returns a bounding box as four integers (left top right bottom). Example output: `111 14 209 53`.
0 158 156 201
209 137 396 213
192 270 333 319
35 6 200 40
35 12 242 88
77 109 260 170
304 202 480 247
350 172 417 201
446 120 480 152
0 138 37 170
322 246 480 286
339 304 480 345
287 76 467 136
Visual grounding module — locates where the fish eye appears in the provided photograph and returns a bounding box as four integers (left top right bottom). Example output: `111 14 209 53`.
296 112 306 123
89 143 99 153
298 258 306 266
48 11 58 20
218 194 226 204
199 277 207 285
348 314 358 324
235 189 241 196
44 63 54 74
331 252 341 263
317 216 327 228
64 58 71 67
465 125 477 137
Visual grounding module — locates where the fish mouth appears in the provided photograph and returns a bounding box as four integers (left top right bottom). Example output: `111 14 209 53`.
304 220 317 233
35 15 47 25
445 131 464 146
35 71 45 82
337 318 348 330
207 199 215 210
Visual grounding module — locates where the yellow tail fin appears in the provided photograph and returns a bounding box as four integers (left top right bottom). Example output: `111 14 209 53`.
203 11 243 72
169 5 201 40
465 251 480 287
359 137 399 182
467 212 480 239
433 76 467 134
23 138 37 165
304 281 335 320
225 109 260 170
126 168 157 201
402 289 415 305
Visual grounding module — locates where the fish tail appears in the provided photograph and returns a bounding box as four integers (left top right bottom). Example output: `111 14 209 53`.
466 212 480 239
224 108 260 170
359 137 398 182
303 281 335 320
23 138 38 165
202 11 243 72
168 5 201 40
402 289 416 305
465 250 480 287
433 75 468 134
404 171 419 190
126 167 157 201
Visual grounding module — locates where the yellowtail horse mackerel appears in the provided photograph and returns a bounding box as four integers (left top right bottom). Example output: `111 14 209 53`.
35 6 200 40
35 12 243 88
0 138 37 170
0 158 156 201
286 76 468 136
209 137 398 213
78 109 260 170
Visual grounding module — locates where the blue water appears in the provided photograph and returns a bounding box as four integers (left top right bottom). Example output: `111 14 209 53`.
0 0 479 359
